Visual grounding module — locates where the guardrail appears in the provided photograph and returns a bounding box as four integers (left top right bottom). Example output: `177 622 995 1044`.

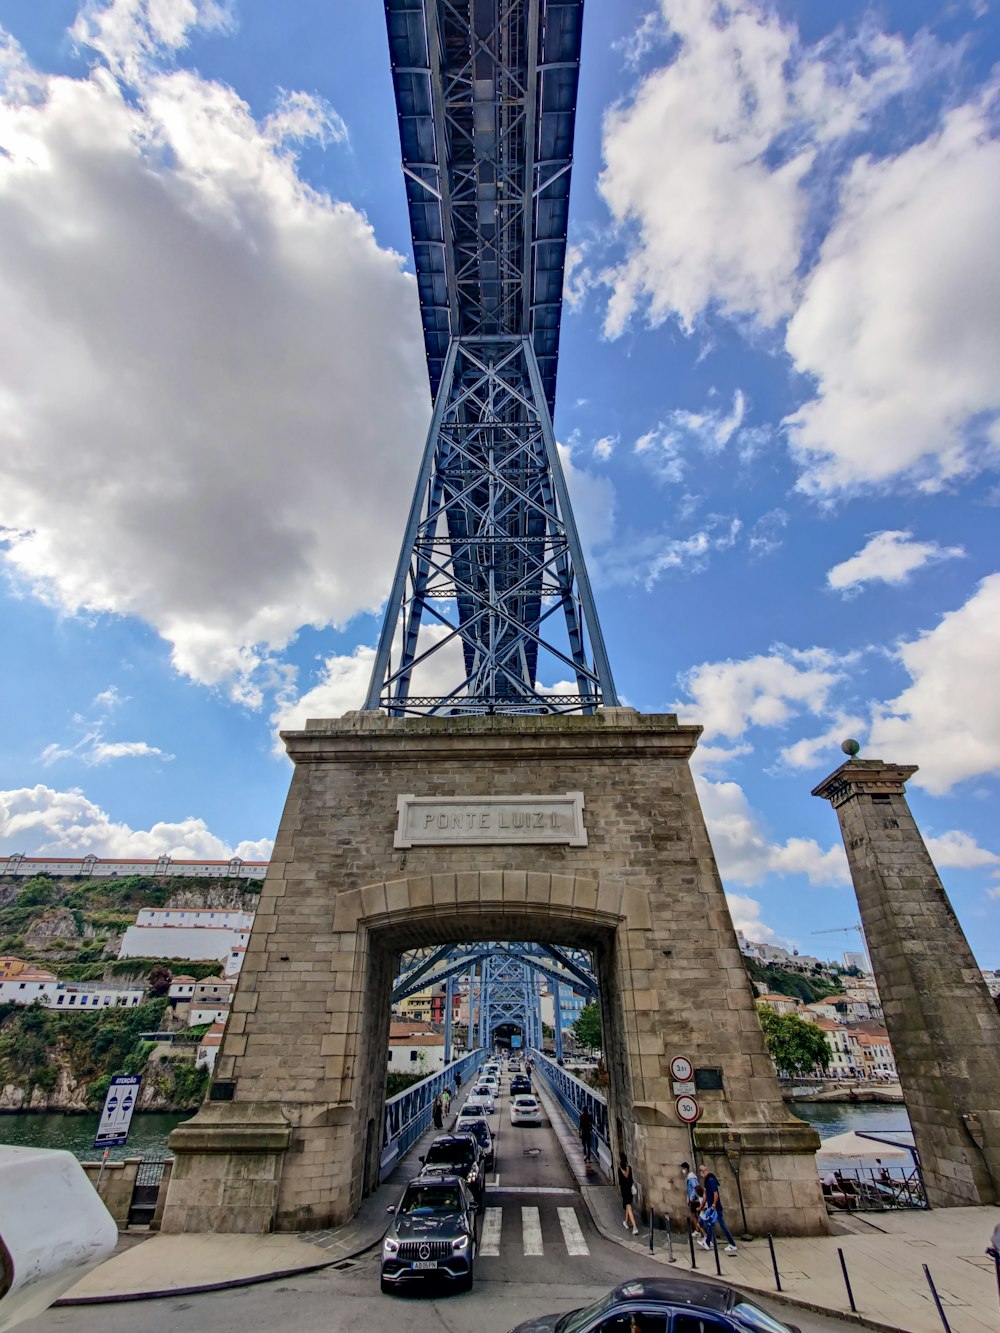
530 1050 612 1178
380 1050 486 1177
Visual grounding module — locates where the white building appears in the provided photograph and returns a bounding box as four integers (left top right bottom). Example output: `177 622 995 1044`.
196 1022 227 1072
843 951 869 972
813 1019 854 1077
224 946 247 978
0 968 58 1005
0 854 267 880
168 976 197 1000
135 909 255 931
119 925 241 962
189 1004 231 1027
387 1021 446 1073
52 983 144 1010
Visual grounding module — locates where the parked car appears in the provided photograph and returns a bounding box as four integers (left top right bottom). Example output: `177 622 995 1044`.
508 1060 521 1073
454 1114 495 1171
381 1175 477 1294
468 1084 496 1113
510 1094 542 1126
506 1277 802 1332
419 1133 485 1204
510 1074 532 1096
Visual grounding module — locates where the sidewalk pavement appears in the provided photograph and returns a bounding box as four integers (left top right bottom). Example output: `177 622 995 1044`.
58 1113 453 1304
60 1090 1000 1333
532 1077 1000 1333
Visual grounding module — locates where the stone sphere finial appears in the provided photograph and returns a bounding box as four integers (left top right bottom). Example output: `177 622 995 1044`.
841 738 861 757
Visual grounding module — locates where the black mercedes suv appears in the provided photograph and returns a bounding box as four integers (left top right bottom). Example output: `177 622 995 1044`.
381 1175 478 1293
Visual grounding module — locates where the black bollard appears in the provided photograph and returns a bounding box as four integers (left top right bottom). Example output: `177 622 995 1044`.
837 1248 857 1314
688 1220 697 1270
648 1209 654 1254
712 1229 722 1276
923 1265 951 1333
766 1234 782 1292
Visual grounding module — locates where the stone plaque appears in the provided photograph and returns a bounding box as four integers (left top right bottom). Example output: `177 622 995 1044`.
394 792 587 849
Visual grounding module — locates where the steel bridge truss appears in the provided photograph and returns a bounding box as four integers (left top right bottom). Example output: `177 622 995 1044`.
369 0 617 716
392 938 596 1004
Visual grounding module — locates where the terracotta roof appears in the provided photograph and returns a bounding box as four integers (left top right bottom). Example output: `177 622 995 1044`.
389 1033 444 1046
2 968 57 982
389 1019 438 1037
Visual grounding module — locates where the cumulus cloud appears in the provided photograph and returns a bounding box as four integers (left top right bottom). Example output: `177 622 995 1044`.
0 784 272 860
698 775 850 887
599 0 917 335
599 516 741 590
779 715 866 772
787 100 1000 493
557 442 616 551
924 829 1000 870
869 574 1000 793
725 891 782 944
41 737 173 766
634 390 749 481
0 10 428 704
675 647 844 741
827 531 965 593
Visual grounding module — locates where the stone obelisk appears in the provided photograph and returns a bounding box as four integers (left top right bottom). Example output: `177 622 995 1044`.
813 756 1000 1205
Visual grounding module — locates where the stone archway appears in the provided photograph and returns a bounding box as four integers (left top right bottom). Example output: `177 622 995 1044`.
161 710 827 1236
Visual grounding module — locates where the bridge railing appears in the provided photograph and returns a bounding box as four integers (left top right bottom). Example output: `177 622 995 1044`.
380 1050 486 1177
530 1050 612 1179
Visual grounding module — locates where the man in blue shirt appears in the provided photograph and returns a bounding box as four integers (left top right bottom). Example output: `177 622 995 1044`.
680 1161 704 1240
699 1163 738 1254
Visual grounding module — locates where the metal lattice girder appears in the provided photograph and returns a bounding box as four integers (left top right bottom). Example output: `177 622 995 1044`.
392 939 595 1003
365 336 617 714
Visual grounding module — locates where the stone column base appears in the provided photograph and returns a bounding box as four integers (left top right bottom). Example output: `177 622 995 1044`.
159 1103 290 1235
694 1121 827 1236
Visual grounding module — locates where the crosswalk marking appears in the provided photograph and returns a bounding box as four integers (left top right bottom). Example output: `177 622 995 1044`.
521 1205 544 1256
480 1207 502 1257
557 1206 590 1256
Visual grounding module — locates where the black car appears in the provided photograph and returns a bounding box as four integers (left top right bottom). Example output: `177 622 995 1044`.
454 1114 495 1170
507 1277 802 1333
418 1133 486 1204
381 1175 477 1294
510 1073 532 1096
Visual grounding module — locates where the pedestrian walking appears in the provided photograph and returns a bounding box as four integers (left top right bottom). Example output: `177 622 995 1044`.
618 1153 639 1235
432 1094 443 1130
441 1088 452 1117
681 1160 705 1240
699 1163 737 1254
455 1070 462 1092
579 1107 593 1162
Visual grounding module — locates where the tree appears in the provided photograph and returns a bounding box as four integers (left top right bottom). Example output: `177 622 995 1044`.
572 1002 603 1052
757 1006 831 1077
147 964 173 997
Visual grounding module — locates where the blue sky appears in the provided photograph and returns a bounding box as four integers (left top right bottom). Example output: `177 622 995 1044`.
0 0 997 966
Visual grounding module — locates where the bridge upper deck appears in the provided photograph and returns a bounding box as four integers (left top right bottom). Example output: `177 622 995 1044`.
385 0 583 417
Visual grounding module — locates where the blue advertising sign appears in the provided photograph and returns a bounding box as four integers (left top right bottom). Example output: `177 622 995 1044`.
95 1074 142 1148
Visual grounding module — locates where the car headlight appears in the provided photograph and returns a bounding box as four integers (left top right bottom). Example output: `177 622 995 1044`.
467 1166 479 1182
452 1234 469 1252
383 1237 399 1255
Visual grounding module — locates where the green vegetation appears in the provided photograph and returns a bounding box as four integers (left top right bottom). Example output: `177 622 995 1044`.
744 956 845 1004
386 1071 427 1098
757 1005 831 1077
572 1002 603 1052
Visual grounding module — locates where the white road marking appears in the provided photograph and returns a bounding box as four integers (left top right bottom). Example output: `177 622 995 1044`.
480 1206 502 1257
557 1207 590 1256
491 1185 576 1194
521 1205 544 1256
494 1173 500 1187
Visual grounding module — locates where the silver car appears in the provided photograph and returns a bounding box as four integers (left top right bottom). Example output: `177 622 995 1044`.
381 1174 477 1294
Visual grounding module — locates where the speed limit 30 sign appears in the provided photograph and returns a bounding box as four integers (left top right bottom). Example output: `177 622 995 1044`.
675 1093 700 1124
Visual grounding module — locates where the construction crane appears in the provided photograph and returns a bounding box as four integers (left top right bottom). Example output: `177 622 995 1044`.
812 924 871 973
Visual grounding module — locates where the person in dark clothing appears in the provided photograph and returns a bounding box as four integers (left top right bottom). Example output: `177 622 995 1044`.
579 1107 593 1162
618 1153 639 1234
699 1163 737 1253
432 1094 443 1130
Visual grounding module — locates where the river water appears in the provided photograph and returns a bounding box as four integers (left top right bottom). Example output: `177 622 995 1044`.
0 1112 190 1161
0 1101 909 1164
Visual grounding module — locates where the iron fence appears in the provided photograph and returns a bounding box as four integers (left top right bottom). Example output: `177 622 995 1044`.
531 1050 611 1177
380 1049 486 1177
823 1166 926 1211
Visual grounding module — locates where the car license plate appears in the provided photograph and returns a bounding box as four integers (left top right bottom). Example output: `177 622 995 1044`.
411 1260 438 1270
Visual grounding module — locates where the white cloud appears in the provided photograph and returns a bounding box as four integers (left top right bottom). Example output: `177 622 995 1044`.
725 891 781 944
634 390 748 479
557 442 616 551
592 434 618 462
599 516 741 590
599 0 917 336
698 775 850 887
924 830 1000 870
0 14 428 704
41 736 173 766
827 530 965 593
71 0 236 85
779 715 866 772
787 100 1000 493
869 574 1000 793
675 647 844 741
0 783 271 860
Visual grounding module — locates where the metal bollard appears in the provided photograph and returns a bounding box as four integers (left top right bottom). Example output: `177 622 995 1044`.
664 1215 676 1264
837 1248 857 1313
923 1265 951 1333
766 1234 782 1292
648 1209 654 1254
688 1220 697 1270
712 1229 722 1276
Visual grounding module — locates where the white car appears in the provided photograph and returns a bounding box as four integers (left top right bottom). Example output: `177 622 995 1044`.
464 1091 494 1116
480 1076 500 1097
510 1094 542 1126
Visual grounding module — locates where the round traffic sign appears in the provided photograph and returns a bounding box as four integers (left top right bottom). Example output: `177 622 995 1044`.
675 1094 700 1124
670 1055 693 1082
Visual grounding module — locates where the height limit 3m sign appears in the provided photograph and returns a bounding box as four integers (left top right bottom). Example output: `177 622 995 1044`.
94 1074 142 1149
